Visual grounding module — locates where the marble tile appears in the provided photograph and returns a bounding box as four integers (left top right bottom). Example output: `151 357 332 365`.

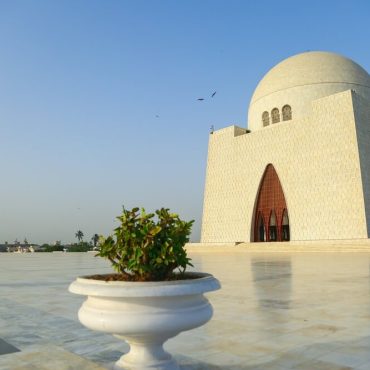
0 250 370 369
0 345 106 369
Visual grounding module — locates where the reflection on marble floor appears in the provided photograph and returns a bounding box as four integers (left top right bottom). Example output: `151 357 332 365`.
0 250 370 369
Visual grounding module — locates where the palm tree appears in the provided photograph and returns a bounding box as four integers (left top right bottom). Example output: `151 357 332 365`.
75 230 84 243
91 234 99 248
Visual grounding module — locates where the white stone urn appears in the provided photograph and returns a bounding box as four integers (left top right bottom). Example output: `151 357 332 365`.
69 272 220 370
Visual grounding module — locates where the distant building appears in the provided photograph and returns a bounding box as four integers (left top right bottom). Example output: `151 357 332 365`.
201 51 370 243
0 243 40 252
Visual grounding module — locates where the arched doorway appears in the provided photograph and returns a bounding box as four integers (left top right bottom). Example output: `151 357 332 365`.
282 209 290 241
269 210 277 241
253 164 289 242
257 212 266 242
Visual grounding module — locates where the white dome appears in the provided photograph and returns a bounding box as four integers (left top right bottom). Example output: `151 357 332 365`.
248 51 370 131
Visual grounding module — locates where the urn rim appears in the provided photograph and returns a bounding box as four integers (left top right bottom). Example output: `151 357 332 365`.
69 272 221 297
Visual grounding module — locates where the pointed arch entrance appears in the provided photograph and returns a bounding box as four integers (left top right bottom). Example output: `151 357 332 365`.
253 164 290 242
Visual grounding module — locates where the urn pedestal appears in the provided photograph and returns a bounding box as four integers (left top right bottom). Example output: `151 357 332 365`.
69 273 220 370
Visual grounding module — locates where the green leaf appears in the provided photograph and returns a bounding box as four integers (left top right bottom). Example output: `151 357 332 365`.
97 206 193 281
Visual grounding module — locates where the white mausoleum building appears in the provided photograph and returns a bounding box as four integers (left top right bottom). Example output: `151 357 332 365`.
201 51 370 243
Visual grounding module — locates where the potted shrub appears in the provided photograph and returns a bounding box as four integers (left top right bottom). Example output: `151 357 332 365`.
69 207 220 370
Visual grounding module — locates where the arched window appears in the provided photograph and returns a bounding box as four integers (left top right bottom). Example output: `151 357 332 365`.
262 111 270 127
271 108 280 123
269 210 277 241
282 105 292 121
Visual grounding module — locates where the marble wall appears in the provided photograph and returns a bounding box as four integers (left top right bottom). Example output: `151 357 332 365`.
201 90 368 242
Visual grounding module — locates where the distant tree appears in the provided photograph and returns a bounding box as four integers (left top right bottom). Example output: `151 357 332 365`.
4 241 8 245
75 230 84 243
91 234 99 248
69 242 91 252
39 244 64 252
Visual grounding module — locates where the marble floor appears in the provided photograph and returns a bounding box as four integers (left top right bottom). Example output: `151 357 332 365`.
1 248 370 369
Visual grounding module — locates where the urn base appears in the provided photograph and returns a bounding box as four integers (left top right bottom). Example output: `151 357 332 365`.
113 337 179 370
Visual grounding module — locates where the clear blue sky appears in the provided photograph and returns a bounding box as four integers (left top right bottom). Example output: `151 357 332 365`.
1 0 370 244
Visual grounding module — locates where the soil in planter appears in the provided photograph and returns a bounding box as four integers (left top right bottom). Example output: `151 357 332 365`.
86 272 204 282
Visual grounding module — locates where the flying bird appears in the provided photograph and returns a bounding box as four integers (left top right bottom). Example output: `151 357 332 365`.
155 115 160 118
197 98 205 101
211 91 217 98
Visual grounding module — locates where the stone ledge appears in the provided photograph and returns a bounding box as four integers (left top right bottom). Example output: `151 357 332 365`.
186 239 370 252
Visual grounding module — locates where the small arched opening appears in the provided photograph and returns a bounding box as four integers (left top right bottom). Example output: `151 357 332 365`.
271 108 280 123
262 111 270 127
282 105 292 121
